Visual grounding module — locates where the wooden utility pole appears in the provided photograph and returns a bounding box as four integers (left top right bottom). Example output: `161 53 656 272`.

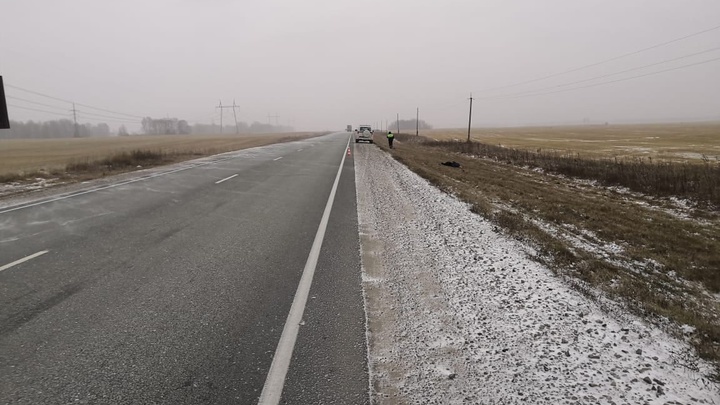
416 107 419 136
396 113 400 134
232 100 239 134
467 94 473 142
216 101 224 133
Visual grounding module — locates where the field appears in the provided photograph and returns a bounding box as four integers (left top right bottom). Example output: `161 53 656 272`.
423 122 720 162
0 132 322 175
374 125 720 374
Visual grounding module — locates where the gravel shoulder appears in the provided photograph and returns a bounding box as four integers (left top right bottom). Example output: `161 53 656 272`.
355 144 718 404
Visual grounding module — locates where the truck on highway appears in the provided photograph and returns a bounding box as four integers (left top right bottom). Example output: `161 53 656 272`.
346 125 352 132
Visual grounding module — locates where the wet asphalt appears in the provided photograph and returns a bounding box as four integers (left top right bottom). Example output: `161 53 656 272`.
0 133 369 404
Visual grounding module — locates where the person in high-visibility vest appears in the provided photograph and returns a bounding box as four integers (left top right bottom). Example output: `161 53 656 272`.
387 131 395 149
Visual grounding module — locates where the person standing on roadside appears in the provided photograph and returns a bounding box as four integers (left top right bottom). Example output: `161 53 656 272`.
387 131 395 149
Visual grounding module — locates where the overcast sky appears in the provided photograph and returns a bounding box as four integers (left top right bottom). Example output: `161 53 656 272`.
1 0 719 131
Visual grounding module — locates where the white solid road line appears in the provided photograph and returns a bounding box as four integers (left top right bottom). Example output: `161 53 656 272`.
258 136 351 405
215 174 238 184
0 250 49 273
273 157 283 161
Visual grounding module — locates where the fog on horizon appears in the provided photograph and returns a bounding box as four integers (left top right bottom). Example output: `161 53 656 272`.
1 0 719 134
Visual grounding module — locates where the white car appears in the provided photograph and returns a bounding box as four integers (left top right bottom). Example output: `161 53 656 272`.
355 125 373 143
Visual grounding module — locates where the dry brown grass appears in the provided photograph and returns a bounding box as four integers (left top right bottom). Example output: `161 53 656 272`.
0 132 326 198
0 132 322 175
432 140 720 206
423 122 720 162
376 131 720 374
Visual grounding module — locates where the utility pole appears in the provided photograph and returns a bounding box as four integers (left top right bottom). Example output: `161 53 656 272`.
396 113 400 134
232 100 239 134
216 100 223 134
71 103 79 138
416 107 419 136
467 93 474 143
267 114 280 126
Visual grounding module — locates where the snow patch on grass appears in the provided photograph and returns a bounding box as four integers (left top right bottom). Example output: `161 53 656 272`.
0 177 64 197
356 145 718 404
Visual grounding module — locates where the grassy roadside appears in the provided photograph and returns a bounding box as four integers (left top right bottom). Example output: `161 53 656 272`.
433 140 720 207
0 149 190 183
0 132 326 197
376 133 720 377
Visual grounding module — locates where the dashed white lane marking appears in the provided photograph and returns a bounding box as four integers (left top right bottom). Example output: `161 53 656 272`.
0 153 245 215
215 174 239 184
257 136 352 405
0 250 49 273
0 134 345 216
273 157 283 161
297 149 303 152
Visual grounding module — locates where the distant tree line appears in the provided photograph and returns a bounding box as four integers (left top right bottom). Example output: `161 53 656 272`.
141 117 293 135
388 119 433 131
0 117 294 139
190 121 293 135
0 119 111 139
141 117 191 135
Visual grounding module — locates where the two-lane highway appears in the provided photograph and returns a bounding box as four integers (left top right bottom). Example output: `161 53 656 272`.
0 133 368 404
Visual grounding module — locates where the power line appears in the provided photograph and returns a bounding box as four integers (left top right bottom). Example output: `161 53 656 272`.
7 96 139 124
74 101 144 119
5 83 144 119
483 55 720 101
479 46 720 100
76 114 140 124
7 103 137 137
6 95 70 112
540 46 720 90
75 115 140 124
7 101 139 124
75 109 141 122
7 104 71 117
5 84 73 104
474 22 720 94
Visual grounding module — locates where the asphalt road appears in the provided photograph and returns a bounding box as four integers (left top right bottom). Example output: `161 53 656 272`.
0 133 369 404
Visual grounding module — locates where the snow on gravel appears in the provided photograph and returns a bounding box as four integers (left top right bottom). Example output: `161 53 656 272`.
355 145 718 405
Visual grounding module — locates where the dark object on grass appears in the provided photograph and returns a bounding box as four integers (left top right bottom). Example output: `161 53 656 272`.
441 161 461 168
